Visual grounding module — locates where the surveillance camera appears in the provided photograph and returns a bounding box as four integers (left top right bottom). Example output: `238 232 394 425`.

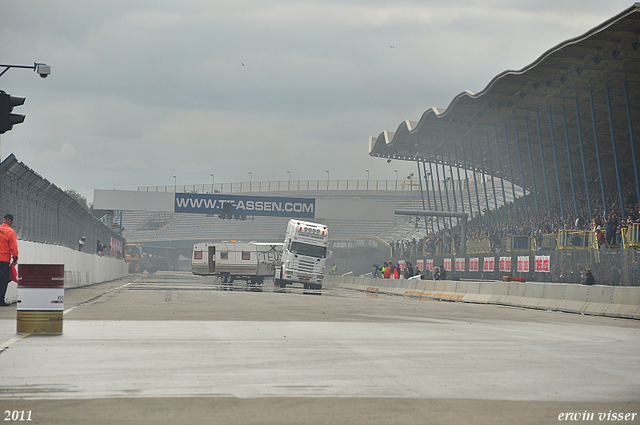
35 64 50 78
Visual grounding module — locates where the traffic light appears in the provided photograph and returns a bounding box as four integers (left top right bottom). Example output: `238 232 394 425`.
0 91 26 134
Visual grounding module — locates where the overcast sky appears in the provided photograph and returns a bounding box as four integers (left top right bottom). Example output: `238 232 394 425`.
0 0 634 201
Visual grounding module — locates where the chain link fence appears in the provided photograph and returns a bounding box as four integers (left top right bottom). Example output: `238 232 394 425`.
0 154 125 255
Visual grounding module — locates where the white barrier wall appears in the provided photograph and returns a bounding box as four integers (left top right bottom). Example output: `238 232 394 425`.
325 275 640 320
4 241 129 304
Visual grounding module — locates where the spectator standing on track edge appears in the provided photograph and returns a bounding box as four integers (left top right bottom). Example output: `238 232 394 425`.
0 214 19 306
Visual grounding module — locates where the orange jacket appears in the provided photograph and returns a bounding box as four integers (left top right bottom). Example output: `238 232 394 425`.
0 223 18 263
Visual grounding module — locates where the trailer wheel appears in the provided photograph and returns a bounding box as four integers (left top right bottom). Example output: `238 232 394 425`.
133 262 144 273
221 273 228 283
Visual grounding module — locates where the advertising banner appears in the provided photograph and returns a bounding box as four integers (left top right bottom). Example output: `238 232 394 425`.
483 257 495 272
517 256 530 273
469 258 479 272
444 258 452 272
499 257 511 272
455 258 465 272
415 259 424 272
535 255 551 273
426 259 434 272
174 193 315 218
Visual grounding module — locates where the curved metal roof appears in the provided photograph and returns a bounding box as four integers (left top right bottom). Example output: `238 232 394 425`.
369 4 640 200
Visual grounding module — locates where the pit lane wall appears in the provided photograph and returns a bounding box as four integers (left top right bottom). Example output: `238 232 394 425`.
4 241 129 304
324 275 640 320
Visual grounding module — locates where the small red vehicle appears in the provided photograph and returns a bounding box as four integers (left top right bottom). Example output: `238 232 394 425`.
503 276 526 282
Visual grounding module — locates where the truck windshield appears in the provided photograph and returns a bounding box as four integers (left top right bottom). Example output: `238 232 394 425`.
289 241 326 258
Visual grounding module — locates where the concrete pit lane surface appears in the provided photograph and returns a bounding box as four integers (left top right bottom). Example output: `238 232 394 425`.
0 271 638 425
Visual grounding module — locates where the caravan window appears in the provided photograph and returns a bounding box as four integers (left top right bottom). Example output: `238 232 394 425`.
242 252 251 260
220 252 228 259
194 251 203 260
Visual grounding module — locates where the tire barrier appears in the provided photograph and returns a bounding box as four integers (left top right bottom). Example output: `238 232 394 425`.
325 275 640 320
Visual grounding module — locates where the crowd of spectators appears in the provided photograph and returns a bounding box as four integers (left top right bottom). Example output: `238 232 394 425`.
389 173 640 261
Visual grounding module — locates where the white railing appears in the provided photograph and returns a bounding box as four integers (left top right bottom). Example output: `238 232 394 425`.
138 178 473 194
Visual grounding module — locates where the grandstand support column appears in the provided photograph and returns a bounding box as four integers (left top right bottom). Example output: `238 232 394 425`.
461 144 476 228
606 85 626 219
503 125 518 222
442 151 453 228
514 124 529 221
428 155 437 212
485 132 500 227
416 160 427 219
447 150 458 217
548 108 565 221
589 89 608 219
525 118 540 219
575 98 593 220
623 81 640 211
561 105 579 217
469 140 487 228
493 125 508 223
455 145 467 218
395 210 468 257
433 153 445 220
535 108 552 218
421 162 432 210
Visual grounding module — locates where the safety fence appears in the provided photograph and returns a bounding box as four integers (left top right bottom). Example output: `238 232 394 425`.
382 249 640 286
0 154 125 255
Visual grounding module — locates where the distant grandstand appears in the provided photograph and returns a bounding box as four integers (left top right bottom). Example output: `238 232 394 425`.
121 177 515 252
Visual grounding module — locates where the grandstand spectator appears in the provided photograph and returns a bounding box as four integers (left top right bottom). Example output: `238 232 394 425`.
404 261 414 279
533 228 543 251
581 267 595 285
596 227 607 249
433 266 442 280
384 263 392 279
605 215 618 245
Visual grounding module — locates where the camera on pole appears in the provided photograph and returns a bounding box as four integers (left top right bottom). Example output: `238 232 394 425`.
0 91 26 134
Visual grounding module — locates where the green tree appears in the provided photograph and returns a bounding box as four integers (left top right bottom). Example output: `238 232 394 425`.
64 189 90 212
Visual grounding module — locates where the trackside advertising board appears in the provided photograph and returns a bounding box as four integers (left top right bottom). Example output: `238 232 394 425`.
174 193 315 218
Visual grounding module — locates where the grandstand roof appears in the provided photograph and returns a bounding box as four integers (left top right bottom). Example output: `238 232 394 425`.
369 4 640 198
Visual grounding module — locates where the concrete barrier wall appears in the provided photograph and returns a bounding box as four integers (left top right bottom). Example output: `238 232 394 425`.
324 275 640 320
4 241 129 303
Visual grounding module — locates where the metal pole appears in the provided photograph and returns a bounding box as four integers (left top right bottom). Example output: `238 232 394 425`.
454 145 466 215
469 140 486 228
433 154 446 228
485 132 499 227
461 144 475 228
547 107 565 221
524 118 540 219
575 97 592 220
442 153 453 229
535 108 552 218
422 162 432 211
417 160 426 211
605 85 626 219
514 124 529 221
494 125 509 223
623 81 640 214
561 105 578 217
448 151 459 231
589 89 608 219
503 125 518 221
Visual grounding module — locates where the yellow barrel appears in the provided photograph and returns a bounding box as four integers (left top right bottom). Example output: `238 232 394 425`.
16 264 64 335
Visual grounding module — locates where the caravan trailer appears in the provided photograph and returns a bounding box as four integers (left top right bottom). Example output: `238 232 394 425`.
192 241 283 285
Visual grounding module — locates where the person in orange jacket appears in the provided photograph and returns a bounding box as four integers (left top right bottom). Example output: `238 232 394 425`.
0 214 19 306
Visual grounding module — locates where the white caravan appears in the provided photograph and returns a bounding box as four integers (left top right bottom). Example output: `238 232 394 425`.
274 220 330 290
192 241 283 285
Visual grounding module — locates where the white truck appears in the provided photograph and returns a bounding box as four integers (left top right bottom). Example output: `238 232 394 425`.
192 241 283 285
274 219 330 290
